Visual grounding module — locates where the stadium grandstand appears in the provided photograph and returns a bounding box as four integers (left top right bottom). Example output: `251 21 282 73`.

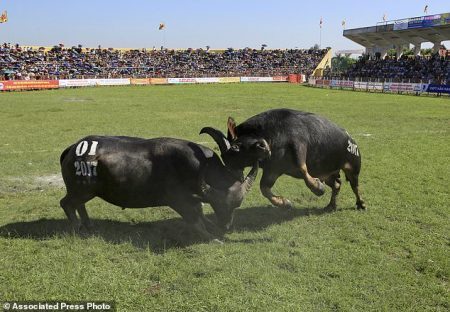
324 12 450 84
0 43 327 80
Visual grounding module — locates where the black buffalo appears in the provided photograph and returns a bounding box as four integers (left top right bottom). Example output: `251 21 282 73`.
59 135 270 240
202 109 365 210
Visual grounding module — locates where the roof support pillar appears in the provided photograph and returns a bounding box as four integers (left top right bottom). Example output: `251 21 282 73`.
432 41 442 53
412 42 421 56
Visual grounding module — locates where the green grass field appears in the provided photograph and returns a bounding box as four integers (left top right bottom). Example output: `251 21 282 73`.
0 84 448 311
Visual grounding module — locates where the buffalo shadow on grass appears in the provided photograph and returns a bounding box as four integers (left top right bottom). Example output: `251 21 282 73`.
0 205 333 252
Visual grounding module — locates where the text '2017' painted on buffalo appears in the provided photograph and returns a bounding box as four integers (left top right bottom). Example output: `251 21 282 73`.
347 140 359 156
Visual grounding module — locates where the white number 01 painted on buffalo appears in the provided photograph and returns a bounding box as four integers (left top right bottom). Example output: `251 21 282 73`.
74 140 99 177
75 140 98 156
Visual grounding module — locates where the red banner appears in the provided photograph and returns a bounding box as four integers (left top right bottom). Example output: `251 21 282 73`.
288 74 299 83
0 80 59 91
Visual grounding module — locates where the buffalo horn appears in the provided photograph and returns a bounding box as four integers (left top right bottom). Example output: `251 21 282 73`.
200 127 231 155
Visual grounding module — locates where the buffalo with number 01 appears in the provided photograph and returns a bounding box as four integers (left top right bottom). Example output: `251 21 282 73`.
59 135 270 240
202 108 366 210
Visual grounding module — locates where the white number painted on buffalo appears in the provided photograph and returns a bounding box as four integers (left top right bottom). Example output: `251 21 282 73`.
347 140 359 156
75 140 99 157
74 160 98 177
74 140 99 177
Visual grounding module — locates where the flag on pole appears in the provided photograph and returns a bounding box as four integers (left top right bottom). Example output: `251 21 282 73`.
383 13 387 22
342 20 346 29
0 11 7 23
424 5 428 14
158 23 165 30
320 17 323 28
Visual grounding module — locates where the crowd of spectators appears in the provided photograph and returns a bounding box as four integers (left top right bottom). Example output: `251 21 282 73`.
0 43 327 80
326 51 449 84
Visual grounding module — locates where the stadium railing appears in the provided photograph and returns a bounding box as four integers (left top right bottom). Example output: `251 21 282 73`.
308 77 450 96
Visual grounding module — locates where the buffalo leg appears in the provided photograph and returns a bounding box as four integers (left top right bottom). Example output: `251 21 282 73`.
343 166 366 210
293 146 325 196
76 204 92 230
190 218 216 241
299 164 325 196
201 213 224 236
324 174 341 211
60 195 81 231
260 171 292 208
170 200 216 241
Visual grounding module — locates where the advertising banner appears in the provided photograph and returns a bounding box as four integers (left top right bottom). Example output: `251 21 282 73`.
393 19 409 30
165 77 231 84
167 78 197 84
384 83 422 92
149 78 168 85
288 74 299 83
367 82 383 91
299 74 306 83
195 77 220 84
218 77 240 83
0 80 59 91
240 77 274 82
341 80 354 88
408 17 425 29
423 14 450 27
406 14 450 29
130 78 150 85
94 78 130 86
423 84 450 94
413 83 423 92
354 81 368 90
59 79 97 88
273 76 289 82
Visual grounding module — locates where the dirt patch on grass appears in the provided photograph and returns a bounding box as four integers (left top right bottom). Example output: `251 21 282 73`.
62 97 94 102
35 174 64 187
1 174 64 194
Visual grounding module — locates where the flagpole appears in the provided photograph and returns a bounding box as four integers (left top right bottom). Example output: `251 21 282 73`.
163 29 166 49
320 27 322 49
319 17 322 49
159 23 166 49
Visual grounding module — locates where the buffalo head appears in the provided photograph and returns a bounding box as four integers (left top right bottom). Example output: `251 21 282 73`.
200 117 270 170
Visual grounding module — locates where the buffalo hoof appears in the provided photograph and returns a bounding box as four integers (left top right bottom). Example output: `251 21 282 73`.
356 201 366 210
281 198 293 209
312 179 326 196
270 196 293 209
324 203 336 212
81 222 93 231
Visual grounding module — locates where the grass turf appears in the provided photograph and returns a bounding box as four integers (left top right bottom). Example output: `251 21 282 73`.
0 84 448 311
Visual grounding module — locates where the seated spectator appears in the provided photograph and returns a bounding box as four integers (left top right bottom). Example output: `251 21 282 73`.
341 52 449 84
0 43 328 80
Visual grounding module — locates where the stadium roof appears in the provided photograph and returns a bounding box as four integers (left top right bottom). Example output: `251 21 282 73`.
343 13 450 51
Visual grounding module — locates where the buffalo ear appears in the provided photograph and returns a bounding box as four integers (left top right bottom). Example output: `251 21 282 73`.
227 117 237 140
